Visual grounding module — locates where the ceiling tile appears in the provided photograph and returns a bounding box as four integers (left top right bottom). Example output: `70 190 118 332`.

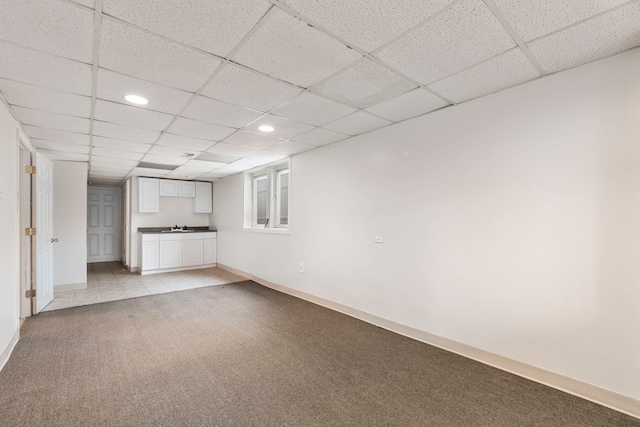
220 157 266 171
205 142 261 158
0 41 92 95
141 154 190 166
267 140 316 155
40 150 89 162
90 162 135 171
147 146 201 158
90 156 139 167
324 111 391 135
32 139 90 154
181 95 263 128
92 147 144 160
0 0 94 62
196 152 240 164
103 0 270 57
312 58 416 108
527 2 640 74
22 126 90 145
492 0 628 42
99 18 221 92
156 133 217 151
292 127 349 146
94 100 173 131
271 92 356 126
92 136 151 153
246 151 289 165
365 88 449 122
374 0 516 84
199 172 229 181
167 117 235 141
0 78 91 117
90 168 127 176
93 121 161 144
69 0 94 8
233 8 361 87
201 63 301 112
184 160 228 170
12 106 89 133
284 0 455 52
223 130 283 150
429 49 540 103
243 114 314 139
96 69 193 115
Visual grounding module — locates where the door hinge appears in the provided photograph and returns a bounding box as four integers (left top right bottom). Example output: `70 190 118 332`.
25 289 36 298
25 165 36 174
25 228 36 236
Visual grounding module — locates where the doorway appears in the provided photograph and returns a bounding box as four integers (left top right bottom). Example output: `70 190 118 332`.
87 187 121 263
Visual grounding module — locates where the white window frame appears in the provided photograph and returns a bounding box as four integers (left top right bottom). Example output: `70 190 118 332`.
244 158 291 233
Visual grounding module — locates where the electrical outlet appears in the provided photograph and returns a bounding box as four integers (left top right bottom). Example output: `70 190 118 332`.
374 235 384 243
299 262 304 273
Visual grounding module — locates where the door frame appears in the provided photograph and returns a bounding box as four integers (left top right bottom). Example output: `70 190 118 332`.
87 186 122 264
17 134 32 320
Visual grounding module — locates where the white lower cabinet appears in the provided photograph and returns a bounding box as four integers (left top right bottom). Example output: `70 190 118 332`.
183 239 204 266
159 240 183 269
139 232 216 275
141 241 159 270
203 238 216 264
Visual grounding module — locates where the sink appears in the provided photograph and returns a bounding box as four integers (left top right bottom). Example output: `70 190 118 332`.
161 229 196 233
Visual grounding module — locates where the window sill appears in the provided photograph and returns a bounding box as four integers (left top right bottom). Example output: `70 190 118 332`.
243 227 290 235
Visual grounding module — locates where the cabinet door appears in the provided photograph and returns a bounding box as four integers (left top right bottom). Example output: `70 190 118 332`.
203 238 216 264
193 182 212 213
183 240 204 266
138 178 159 213
141 241 159 270
159 179 179 197
159 241 182 269
178 181 196 197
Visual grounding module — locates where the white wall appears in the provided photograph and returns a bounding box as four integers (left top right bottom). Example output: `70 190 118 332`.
129 177 210 269
0 100 32 367
53 161 87 287
213 49 640 401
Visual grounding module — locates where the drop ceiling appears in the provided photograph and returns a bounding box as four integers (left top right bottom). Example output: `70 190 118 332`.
0 0 638 185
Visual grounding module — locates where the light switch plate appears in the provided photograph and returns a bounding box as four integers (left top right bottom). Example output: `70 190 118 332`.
374 235 384 243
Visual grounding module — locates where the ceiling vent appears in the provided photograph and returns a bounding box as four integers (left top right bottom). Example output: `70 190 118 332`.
181 152 197 158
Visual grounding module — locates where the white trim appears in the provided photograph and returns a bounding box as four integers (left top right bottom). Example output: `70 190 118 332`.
242 227 290 235
0 329 19 373
54 282 87 291
216 263 640 420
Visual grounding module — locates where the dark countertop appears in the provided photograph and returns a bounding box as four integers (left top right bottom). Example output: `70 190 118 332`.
138 227 217 234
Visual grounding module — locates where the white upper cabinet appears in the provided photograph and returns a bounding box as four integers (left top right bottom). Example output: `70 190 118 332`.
178 181 196 197
138 177 159 213
194 182 212 213
159 179 179 197
159 179 196 197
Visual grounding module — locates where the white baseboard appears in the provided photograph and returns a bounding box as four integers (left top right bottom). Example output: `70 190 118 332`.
55 282 87 291
0 329 19 373
217 263 640 420
139 263 216 276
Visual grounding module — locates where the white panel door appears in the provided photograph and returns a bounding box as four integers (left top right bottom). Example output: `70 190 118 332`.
33 153 54 313
87 187 120 263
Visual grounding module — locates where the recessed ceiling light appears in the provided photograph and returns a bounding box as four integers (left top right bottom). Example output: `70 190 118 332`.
125 94 148 105
258 125 274 133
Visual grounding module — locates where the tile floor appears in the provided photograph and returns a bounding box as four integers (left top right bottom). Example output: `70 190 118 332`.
42 262 247 312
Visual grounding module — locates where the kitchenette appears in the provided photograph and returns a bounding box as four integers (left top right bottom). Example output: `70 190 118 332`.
128 177 217 274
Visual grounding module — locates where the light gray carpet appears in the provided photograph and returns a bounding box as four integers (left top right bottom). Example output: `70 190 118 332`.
1 281 638 426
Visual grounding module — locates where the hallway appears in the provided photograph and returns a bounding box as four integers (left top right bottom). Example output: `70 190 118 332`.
43 262 246 312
